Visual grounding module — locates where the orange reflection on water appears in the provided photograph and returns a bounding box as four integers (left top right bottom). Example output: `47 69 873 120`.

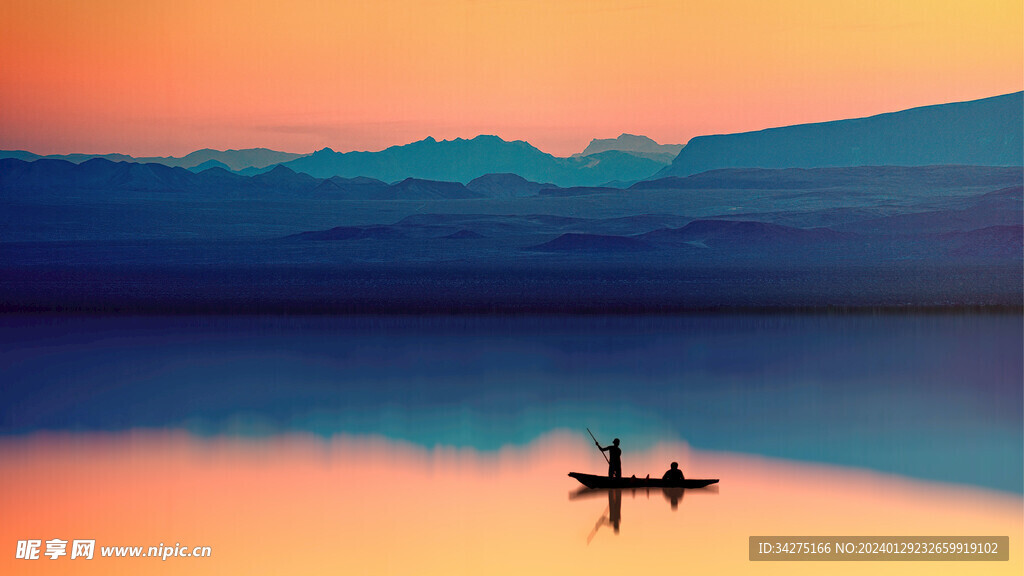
0 431 1019 575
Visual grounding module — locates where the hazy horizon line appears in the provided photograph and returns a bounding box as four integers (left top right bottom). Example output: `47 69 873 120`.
5 90 1021 160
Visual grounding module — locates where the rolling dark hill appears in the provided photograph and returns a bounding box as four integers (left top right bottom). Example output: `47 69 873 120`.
442 229 486 239
0 157 215 193
250 165 320 191
525 233 653 252
191 166 249 189
466 173 554 198
0 158 80 189
657 92 1023 177
392 213 587 237
288 226 407 241
537 186 621 197
0 147 308 171
940 225 1023 259
189 159 232 172
641 220 846 246
0 157 488 200
388 178 481 200
312 176 390 197
635 165 1024 191
833 188 1023 236
286 213 691 244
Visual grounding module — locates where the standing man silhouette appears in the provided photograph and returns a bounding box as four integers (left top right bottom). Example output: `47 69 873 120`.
597 438 622 478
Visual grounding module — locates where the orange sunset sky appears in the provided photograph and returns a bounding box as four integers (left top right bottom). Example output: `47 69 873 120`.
1 0 1021 157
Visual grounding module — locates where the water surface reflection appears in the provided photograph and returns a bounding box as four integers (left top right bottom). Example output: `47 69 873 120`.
1 431 1019 575
2 314 1020 492
571 486 715 542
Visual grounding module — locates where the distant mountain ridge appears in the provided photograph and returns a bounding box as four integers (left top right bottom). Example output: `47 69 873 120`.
0 138 667 186
0 157 524 201
277 135 664 187
0 139 667 185
658 92 1024 177
578 134 683 164
0 148 308 171
4 158 1019 209
4 91 1021 185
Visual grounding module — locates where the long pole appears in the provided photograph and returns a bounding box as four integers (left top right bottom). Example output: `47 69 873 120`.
587 428 610 463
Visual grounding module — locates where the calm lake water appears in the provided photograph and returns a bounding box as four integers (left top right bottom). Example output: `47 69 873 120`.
1 313 1021 575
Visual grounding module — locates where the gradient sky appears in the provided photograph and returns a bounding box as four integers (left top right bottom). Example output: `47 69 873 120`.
1 0 1021 157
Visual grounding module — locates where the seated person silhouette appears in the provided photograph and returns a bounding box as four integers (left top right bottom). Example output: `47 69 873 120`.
597 438 622 478
662 462 685 481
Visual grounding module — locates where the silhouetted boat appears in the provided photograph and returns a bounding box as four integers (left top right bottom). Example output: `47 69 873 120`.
569 472 718 489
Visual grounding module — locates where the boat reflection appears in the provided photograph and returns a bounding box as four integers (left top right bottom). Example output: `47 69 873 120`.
570 485 718 541
663 487 683 510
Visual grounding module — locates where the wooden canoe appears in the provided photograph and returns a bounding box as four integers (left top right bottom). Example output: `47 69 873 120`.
569 472 718 489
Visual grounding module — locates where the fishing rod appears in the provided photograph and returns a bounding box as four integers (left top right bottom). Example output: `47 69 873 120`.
587 427 610 464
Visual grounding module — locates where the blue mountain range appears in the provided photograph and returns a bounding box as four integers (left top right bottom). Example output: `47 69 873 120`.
277 135 665 186
659 92 1023 177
